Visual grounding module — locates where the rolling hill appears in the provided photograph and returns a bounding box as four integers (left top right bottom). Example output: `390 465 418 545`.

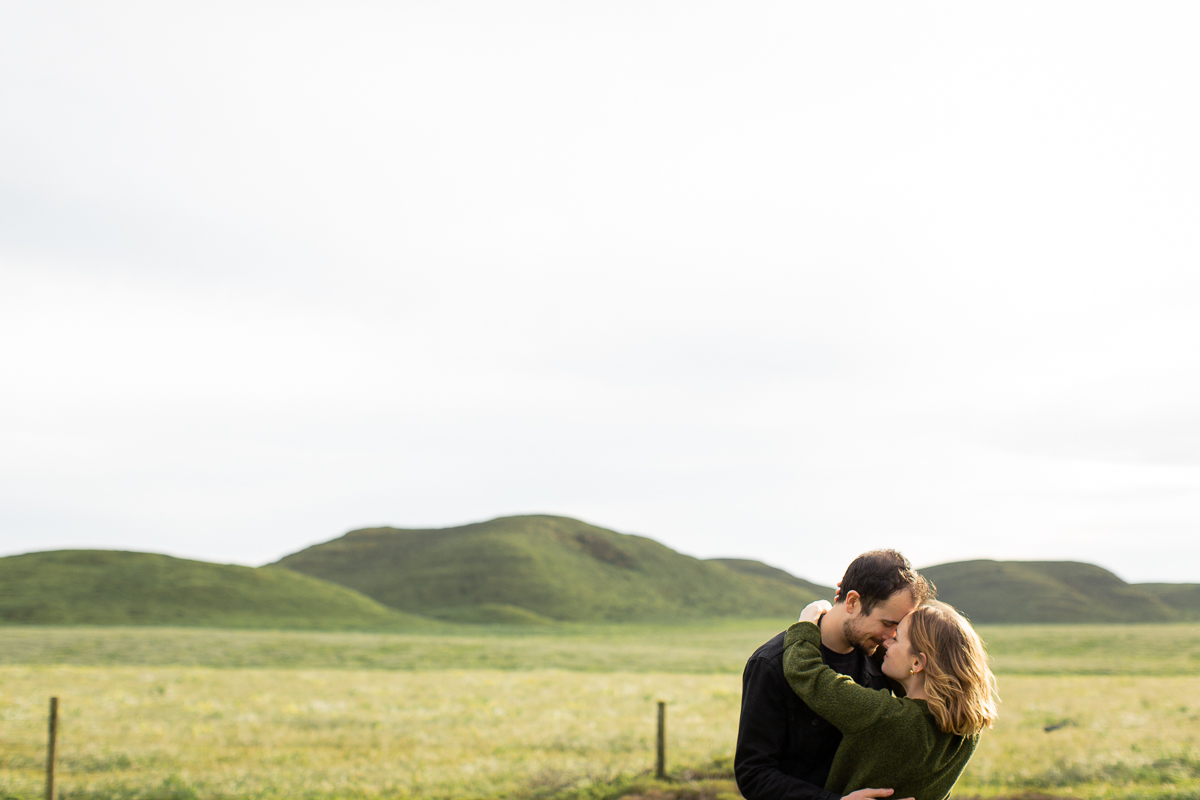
5 521 1196 628
1135 583 1200 620
0 550 432 630
922 560 1182 624
711 558 834 597
275 515 828 622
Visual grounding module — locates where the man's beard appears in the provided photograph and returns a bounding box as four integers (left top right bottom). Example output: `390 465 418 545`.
843 618 880 656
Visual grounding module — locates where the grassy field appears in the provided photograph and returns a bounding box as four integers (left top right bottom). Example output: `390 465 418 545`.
2 622 1199 800
3 622 1199 675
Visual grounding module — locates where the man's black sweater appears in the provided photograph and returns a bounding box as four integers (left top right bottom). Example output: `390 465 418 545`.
734 624 891 800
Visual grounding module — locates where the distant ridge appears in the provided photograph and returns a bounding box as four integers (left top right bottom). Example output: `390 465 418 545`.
275 515 827 622
711 558 834 597
6 522 1197 628
1135 583 1200 620
0 550 431 630
923 560 1182 624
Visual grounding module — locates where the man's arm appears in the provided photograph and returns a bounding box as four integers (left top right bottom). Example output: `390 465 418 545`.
734 654 842 800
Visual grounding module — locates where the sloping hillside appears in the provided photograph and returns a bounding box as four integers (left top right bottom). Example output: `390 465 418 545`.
0 550 432 630
711 558 834 597
1136 583 1200 620
275 515 827 622
923 560 1181 624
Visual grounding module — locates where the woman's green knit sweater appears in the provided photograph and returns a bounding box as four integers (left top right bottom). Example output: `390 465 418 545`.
782 621 978 800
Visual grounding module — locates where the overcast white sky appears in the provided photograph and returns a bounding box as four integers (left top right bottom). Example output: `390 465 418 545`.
2 1 1199 586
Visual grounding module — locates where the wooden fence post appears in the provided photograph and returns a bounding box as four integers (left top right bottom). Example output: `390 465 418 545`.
656 700 666 779
46 697 58 800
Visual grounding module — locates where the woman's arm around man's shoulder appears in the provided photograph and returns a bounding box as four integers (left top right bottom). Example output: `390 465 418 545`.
782 621 907 735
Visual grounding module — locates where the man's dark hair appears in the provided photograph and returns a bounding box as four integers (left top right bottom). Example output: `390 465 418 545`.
838 549 934 614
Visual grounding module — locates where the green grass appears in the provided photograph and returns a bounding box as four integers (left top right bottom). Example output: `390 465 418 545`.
955 675 1200 800
0 551 431 631
3 623 1200 800
2 667 1198 800
0 666 744 800
3 621 1199 675
0 619 783 672
979 623 1200 676
274 515 827 622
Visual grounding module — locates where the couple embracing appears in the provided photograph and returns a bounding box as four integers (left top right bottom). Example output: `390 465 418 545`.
735 550 998 800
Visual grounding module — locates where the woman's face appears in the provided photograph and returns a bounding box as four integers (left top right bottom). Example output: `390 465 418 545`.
881 613 919 682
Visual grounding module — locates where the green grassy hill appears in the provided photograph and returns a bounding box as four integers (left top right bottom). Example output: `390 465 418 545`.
1135 583 1200 620
10 526 1195 629
711 558 834 597
0 550 433 630
923 560 1181 624
275 515 826 622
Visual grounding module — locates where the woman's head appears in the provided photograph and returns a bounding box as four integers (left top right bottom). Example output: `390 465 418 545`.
886 601 999 736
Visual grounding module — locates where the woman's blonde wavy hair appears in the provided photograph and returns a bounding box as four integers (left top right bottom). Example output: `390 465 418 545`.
907 601 999 736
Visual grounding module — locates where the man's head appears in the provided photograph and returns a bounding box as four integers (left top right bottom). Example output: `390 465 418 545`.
835 549 934 655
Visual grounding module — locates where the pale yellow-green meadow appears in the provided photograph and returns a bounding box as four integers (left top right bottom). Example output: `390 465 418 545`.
2 667 737 800
2 624 1199 800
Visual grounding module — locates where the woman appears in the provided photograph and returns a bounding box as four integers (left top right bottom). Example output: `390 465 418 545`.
783 600 999 800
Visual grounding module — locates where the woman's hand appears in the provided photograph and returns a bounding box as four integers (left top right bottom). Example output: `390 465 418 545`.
799 599 832 623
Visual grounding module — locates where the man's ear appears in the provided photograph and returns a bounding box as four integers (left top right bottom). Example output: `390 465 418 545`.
843 590 861 616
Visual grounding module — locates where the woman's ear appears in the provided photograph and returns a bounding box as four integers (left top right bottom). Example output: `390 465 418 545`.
912 652 928 675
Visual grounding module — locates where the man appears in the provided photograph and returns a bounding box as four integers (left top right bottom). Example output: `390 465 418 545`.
735 549 934 800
